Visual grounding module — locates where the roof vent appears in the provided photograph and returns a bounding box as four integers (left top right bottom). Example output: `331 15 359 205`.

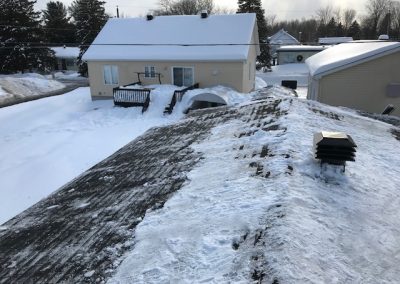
382 104 395 115
201 10 208 19
313 132 357 171
147 14 154 21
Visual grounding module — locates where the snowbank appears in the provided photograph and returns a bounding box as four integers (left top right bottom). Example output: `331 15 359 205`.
0 73 65 98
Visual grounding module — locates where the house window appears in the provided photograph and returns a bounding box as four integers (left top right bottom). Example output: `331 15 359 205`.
172 67 193 87
145 66 156 78
103 65 119 85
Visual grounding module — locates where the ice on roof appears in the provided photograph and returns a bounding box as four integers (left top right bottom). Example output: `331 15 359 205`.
51 47 80 58
306 41 400 77
82 14 257 62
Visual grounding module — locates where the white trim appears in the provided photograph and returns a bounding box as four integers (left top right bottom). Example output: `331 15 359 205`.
171 66 194 87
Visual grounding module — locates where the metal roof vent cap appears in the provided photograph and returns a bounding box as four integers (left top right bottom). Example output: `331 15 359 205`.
201 10 208 18
147 14 154 21
313 132 357 172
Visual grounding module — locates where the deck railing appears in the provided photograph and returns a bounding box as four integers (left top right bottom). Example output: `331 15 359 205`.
113 86 151 113
164 83 199 114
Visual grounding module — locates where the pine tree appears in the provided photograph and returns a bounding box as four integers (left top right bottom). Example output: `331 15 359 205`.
325 17 337 37
42 1 76 45
347 20 362 40
69 0 108 76
0 0 55 73
237 0 270 67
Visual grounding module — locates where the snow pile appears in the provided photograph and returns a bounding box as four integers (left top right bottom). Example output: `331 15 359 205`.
111 89 400 283
257 64 309 98
0 73 65 98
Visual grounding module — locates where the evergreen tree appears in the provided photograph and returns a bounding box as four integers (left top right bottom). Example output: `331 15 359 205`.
347 20 362 40
0 0 55 73
237 0 270 67
336 22 345 36
69 0 108 76
42 1 76 45
325 17 337 37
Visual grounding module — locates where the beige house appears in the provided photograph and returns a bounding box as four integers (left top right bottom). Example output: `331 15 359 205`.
82 13 260 99
306 41 400 116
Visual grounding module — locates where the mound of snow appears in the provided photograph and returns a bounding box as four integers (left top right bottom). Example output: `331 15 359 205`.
0 73 65 98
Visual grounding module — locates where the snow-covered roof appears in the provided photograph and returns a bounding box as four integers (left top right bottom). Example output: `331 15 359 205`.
277 45 327 52
51 47 80 58
318 37 353 45
306 41 400 77
268 29 299 45
82 14 257 62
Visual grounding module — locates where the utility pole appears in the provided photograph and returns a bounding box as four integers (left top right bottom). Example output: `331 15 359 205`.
116 5 119 18
387 11 391 36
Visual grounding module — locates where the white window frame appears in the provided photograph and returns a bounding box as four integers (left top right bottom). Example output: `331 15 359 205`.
144 66 156 78
171 66 194 87
103 65 119 85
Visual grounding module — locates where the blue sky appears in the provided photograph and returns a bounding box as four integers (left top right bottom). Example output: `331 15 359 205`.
35 0 368 21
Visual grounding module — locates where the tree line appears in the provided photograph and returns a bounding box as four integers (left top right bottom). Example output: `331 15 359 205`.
268 0 400 43
1 0 400 74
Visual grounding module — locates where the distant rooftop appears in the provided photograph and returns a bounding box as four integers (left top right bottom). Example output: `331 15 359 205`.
51 47 80 58
277 45 328 52
318 37 353 45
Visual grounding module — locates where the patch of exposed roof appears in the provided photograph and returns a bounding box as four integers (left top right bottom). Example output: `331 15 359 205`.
82 14 257 62
306 41 400 77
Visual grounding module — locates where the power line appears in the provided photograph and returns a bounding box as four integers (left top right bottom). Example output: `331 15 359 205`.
1 40 399 50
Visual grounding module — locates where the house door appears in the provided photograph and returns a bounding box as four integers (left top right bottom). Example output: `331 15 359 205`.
173 67 193 87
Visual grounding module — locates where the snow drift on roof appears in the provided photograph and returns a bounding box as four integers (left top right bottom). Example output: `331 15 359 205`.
82 14 257 62
306 41 400 77
51 47 80 58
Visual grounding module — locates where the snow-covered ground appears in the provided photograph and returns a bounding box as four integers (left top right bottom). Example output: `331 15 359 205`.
0 73 65 99
111 88 400 283
257 63 309 98
0 83 254 225
0 86 176 224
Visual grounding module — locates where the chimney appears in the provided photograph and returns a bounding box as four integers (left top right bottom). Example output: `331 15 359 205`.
147 14 154 21
201 10 208 19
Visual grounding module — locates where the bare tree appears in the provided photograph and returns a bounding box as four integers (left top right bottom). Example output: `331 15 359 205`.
333 7 342 23
316 5 333 25
213 6 235 14
153 0 214 15
343 8 357 31
365 0 393 37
